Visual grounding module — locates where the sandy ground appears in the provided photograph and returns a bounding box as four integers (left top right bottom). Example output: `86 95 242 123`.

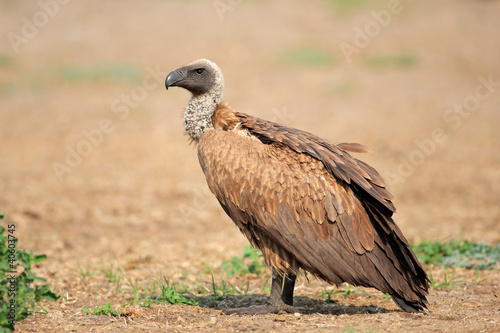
1 0 499 332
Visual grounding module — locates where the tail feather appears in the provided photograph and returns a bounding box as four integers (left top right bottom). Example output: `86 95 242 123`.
391 294 428 313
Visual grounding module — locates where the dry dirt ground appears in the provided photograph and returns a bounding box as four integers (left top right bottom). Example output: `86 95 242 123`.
1 0 500 332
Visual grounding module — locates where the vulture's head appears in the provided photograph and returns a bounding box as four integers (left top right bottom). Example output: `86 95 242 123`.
165 59 224 96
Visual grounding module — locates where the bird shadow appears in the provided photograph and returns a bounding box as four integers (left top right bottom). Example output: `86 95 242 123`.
198 294 397 316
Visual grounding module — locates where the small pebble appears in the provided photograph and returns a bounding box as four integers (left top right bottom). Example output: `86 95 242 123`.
274 315 286 322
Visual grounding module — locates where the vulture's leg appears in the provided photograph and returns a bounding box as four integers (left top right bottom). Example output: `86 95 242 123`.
223 268 298 315
280 270 296 306
269 268 296 307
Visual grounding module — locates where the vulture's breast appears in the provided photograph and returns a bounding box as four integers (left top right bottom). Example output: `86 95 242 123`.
197 128 347 224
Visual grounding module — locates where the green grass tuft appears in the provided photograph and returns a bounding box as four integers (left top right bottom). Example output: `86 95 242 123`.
428 267 466 289
221 246 265 276
100 263 123 294
365 53 418 69
0 215 60 332
321 283 372 303
59 63 140 83
412 240 500 270
76 261 97 280
82 302 120 316
280 47 337 67
152 277 198 306
0 55 14 68
326 0 371 14
126 276 198 308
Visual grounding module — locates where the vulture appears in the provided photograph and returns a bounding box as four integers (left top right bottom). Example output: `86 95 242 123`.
164 59 429 314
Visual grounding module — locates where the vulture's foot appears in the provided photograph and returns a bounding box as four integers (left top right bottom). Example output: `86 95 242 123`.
224 269 298 315
223 301 297 315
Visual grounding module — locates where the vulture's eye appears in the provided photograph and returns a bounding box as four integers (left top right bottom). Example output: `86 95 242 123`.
195 68 205 75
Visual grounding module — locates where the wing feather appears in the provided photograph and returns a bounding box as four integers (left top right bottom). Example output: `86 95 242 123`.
237 112 396 213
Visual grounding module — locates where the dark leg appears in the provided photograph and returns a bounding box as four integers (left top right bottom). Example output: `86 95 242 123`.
223 268 298 315
268 268 285 304
280 270 296 306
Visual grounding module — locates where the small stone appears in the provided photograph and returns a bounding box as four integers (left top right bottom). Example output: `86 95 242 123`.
294 312 301 318
274 314 286 322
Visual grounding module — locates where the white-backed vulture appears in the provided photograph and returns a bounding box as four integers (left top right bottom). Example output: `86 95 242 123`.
164 59 429 314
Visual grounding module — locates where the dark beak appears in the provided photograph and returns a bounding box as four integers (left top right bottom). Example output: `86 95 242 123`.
165 67 187 90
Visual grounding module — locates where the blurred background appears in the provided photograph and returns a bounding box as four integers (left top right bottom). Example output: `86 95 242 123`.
0 0 499 280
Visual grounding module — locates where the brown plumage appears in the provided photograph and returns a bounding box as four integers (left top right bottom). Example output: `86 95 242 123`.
165 59 429 314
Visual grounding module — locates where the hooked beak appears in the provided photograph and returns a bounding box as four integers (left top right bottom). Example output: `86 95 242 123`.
165 67 187 90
